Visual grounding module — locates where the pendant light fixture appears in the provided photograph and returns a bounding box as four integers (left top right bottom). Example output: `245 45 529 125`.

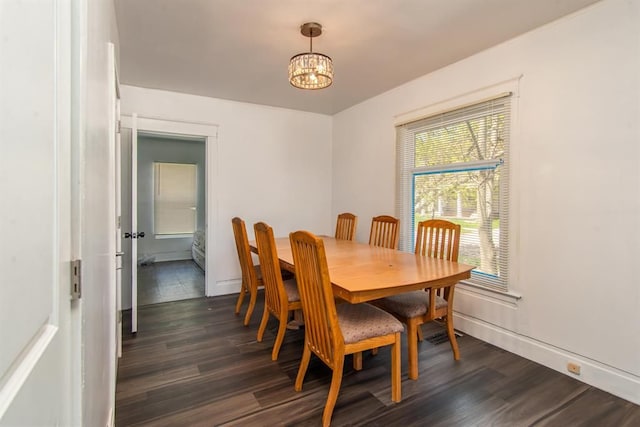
288 22 333 90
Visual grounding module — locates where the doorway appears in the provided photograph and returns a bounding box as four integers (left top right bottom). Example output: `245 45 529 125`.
135 133 206 306
119 116 218 332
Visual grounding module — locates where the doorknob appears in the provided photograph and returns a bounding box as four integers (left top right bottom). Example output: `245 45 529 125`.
124 232 145 239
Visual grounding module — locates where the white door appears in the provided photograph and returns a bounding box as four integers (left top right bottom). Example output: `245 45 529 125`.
131 115 139 333
0 1 76 425
110 44 124 356
116 110 124 352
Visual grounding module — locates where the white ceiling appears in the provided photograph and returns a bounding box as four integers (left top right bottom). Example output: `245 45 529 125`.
114 0 601 115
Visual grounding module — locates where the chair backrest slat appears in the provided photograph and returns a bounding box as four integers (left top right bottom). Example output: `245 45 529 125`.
369 215 400 249
415 219 461 299
290 231 341 368
335 212 358 241
415 219 460 262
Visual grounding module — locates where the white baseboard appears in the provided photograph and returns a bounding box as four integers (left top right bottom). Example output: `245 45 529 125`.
208 278 242 297
144 250 191 262
454 312 640 405
106 407 114 427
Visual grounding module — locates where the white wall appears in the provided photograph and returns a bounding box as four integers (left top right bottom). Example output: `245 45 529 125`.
332 0 639 404
121 86 333 295
137 135 206 262
82 0 121 425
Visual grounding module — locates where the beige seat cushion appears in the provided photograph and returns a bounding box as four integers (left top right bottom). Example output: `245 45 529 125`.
283 278 300 302
337 303 404 344
375 291 448 318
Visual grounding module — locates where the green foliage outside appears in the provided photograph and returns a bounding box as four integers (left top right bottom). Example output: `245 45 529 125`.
414 214 499 267
412 109 506 275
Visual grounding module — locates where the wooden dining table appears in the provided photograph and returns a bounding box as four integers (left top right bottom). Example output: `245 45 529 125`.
250 235 474 304
249 235 474 383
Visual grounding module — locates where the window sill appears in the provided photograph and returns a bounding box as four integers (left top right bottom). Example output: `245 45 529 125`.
155 233 193 240
457 280 522 304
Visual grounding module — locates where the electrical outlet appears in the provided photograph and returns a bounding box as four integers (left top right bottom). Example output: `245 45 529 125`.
567 362 581 375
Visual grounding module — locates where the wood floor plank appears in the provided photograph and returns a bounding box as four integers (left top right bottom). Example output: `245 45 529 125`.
116 294 640 426
116 365 201 400
146 393 262 427
533 387 640 427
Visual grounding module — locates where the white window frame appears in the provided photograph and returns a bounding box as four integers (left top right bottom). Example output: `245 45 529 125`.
396 89 517 293
153 161 198 236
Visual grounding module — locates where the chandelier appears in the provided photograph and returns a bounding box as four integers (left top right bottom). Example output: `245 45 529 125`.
288 22 333 90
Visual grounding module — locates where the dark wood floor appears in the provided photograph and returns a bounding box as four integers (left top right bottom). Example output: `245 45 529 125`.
116 294 640 426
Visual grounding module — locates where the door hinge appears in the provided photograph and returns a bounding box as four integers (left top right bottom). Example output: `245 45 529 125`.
116 119 121 134
71 259 82 300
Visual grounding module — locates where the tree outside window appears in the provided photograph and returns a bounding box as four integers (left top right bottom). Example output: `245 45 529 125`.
397 95 511 291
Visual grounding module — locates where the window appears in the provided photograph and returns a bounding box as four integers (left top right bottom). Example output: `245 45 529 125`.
396 94 512 291
153 162 197 235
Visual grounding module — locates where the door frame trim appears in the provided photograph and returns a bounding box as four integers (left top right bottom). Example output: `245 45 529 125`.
121 115 219 301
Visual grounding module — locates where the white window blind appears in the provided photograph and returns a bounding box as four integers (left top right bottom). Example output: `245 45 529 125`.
153 162 197 235
396 94 512 291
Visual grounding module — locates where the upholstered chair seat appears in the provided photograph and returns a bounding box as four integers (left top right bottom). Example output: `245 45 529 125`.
283 279 300 303
337 303 404 344
375 291 447 319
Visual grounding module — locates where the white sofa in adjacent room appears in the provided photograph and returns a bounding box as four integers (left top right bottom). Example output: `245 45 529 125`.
192 229 205 271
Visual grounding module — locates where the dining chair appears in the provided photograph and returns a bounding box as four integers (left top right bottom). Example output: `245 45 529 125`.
334 212 358 241
254 222 302 361
372 219 462 380
231 217 263 326
368 215 400 249
289 230 402 427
